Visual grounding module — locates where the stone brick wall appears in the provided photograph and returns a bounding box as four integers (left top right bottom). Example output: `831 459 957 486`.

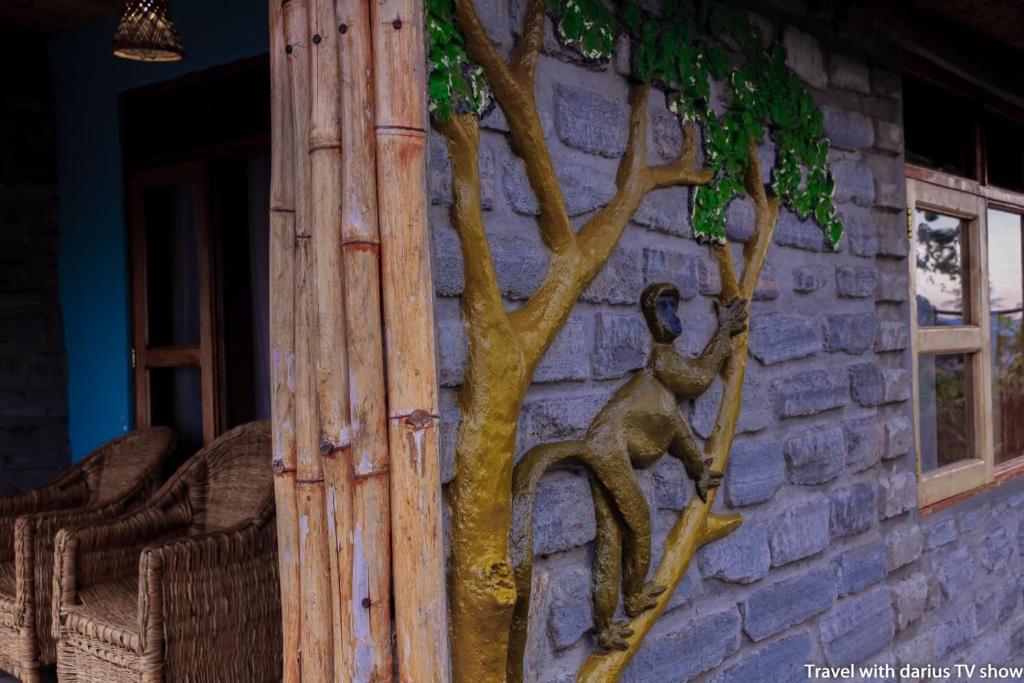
0 24 70 494
429 3 1024 681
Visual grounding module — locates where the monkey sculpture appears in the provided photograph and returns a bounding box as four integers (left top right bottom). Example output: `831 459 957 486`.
508 282 747 669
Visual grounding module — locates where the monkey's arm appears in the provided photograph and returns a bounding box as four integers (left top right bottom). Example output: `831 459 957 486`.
649 298 747 398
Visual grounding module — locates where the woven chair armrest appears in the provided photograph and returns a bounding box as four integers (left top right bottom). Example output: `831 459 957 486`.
14 496 141 619
0 486 67 563
137 515 280 663
52 502 192 618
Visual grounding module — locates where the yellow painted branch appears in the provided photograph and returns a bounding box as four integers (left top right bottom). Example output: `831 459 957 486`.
577 142 779 682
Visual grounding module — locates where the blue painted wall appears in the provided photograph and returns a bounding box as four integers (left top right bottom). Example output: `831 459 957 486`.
50 0 268 460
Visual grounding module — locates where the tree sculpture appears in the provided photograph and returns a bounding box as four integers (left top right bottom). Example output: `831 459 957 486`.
427 0 844 680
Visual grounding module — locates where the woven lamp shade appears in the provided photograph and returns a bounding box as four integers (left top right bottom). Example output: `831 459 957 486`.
113 0 185 62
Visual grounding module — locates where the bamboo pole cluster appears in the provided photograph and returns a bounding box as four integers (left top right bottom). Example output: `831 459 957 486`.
269 0 448 680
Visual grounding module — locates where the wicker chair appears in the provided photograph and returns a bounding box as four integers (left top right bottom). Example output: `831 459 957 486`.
53 420 280 683
0 427 175 683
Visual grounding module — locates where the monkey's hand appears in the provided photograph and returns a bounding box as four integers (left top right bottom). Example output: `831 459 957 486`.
696 468 725 502
715 298 748 336
596 621 634 651
624 581 667 618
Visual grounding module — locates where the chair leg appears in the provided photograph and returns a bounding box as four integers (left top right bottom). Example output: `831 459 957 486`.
18 625 40 683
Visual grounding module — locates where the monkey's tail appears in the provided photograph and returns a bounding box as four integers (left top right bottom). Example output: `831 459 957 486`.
507 440 590 682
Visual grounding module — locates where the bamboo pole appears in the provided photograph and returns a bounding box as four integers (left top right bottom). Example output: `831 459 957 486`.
269 1 301 681
370 0 451 680
336 0 394 678
307 0 356 677
285 1 336 679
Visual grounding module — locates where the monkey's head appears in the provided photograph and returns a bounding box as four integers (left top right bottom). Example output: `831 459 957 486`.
641 282 682 344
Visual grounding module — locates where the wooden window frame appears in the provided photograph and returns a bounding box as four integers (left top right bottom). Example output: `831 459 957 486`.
907 165 1024 508
129 162 220 445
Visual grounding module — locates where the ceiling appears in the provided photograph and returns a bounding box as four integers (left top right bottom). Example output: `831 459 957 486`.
0 0 122 33
909 0 1023 51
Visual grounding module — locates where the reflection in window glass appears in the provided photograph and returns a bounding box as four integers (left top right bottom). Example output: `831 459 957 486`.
918 353 974 473
915 210 970 326
988 209 1024 464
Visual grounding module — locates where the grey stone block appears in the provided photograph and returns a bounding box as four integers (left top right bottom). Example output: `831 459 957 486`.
623 609 741 682
871 68 901 98
824 106 874 151
891 572 929 631
933 610 975 660
724 439 784 507
925 519 958 550
973 581 1019 634
693 375 771 437
699 520 771 584
708 630 814 683
725 197 755 242
835 540 887 597
935 546 974 601
832 159 875 207
642 247 700 300
980 527 1013 572
844 417 884 474
784 27 827 88
592 313 647 380
829 54 871 93
830 482 879 539
823 314 879 354
793 265 830 293
547 566 593 650
818 585 895 665
535 314 590 383
875 120 903 154
883 416 913 460
554 84 628 158
775 211 834 252
652 112 683 160
633 187 690 236
874 322 909 353
769 497 830 566
849 363 911 407
503 156 616 217
772 370 848 419
838 205 880 258
879 469 915 519
651 457 690 511
533 471 596 555
518 392 605 453
582 247 643 304
875 210 910 259
835 266 877 299
960 506 988 533
740 568 837 641
875 262 909 303
785 425 846 485
749 312 821 366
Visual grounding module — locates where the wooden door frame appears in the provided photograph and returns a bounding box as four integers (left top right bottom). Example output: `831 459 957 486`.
128 161 219 445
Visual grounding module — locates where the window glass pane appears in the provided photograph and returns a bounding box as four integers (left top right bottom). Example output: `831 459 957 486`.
989 209 1024 464
915 210 971 326
145 181 200 347
919 353 975 472
149 366 203 458
903 76 976 178
986 113 1024 193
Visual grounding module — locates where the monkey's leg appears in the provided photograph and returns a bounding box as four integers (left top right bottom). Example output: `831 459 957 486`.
668 415 723 502
586 453 662 619
588 476 633 651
